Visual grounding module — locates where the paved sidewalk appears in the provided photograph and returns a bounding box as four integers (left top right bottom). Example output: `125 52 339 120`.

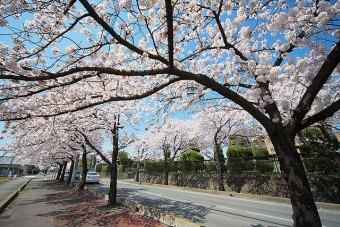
0 177 66 227
0 176 34 213
0 177 165 227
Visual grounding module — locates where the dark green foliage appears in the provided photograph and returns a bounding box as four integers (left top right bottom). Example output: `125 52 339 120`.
227 146 253 173
95 163 105 172
300 126 339 153
144 160 175 173
299 126 339 173
118 151 133 167
252 149 273 173
227 143 273 173
227 146 252 158
117 164 124 173
179 150 204 162
178 150 205 172
252 149 268 157
101 165 109 173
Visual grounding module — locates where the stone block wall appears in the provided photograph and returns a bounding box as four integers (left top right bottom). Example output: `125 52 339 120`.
139 173 340 203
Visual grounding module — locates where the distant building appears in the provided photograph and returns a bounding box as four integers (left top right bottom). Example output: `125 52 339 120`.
0 156 37 176
0 156 23 176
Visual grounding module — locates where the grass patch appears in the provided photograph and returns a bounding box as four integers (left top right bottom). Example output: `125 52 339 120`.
0 178 12 184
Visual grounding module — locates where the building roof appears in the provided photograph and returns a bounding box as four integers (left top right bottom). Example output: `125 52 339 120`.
0 156 22 165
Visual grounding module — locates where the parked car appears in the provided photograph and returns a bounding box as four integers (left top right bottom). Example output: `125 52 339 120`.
64 171 70 179
75 171 81 180
65 171 81 180
84 171 100 183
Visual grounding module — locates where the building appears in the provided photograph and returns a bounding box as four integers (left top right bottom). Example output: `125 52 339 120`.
0 156 23 176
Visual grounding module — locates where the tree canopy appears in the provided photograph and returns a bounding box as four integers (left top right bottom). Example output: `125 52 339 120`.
0 1 339 226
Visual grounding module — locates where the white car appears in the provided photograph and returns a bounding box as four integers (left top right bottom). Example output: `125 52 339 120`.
85 171 100 183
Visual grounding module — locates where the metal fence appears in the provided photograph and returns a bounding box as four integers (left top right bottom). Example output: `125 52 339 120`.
143 155 340 175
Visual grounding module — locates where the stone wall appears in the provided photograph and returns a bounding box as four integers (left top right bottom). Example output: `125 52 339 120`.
139 173 340 203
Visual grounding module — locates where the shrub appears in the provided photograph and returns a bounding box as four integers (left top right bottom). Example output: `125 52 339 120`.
178 150 205 172
101 165 109 173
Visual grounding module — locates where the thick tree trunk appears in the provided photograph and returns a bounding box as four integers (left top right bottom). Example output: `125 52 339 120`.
214 136 225 191
135 161 140 182
214 145 225 191
70 154 79 187
269 131 321 227
215 150 225 191
67 159 74 185
56 163 62 180
108 163 118 206
108 120 120 206
215 161 225 191
78 150 88 191
59 161 67 182
164 168 169 185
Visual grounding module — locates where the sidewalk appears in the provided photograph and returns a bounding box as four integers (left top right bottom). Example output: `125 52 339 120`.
0 177 164 227
0 176 33 213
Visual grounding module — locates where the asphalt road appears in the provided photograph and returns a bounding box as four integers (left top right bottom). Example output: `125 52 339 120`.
89 179 340 227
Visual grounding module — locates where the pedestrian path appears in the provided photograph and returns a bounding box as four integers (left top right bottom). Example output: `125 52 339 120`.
0 177 68 227
0 176 34 213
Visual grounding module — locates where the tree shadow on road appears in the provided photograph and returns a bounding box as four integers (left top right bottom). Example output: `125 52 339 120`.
118 187 209 224
117 185 291 227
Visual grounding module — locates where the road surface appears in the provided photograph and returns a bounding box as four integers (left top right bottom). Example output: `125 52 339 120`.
88 179 340 227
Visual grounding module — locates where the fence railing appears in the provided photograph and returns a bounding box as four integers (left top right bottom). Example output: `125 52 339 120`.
142 155 340 175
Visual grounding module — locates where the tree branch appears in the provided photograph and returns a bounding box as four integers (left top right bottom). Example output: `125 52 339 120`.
0 76 184 121
78 0 168 65
298 98 340 131
290 40 340 133
165 0 174 68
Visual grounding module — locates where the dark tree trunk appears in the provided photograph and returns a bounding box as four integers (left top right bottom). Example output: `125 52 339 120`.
56 163 62 180
215 160 225 191
67 159 74 185
108 118 120 206
78 148 88 191
214 147 225 191
108 163 118 206
269 130 321 227
163 146 170 185
59 161 67 182
135 161 140 182
164 168 169 185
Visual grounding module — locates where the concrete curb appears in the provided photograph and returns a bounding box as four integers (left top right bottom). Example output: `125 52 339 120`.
85 187 204 227
0 178 33 214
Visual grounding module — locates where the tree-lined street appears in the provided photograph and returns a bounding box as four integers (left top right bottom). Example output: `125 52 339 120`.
1 1 339 226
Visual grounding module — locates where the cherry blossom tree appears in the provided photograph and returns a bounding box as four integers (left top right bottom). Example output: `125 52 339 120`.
194 107 253 191
0 0 339 225
81 113 136 205
2 118 77 171
146 119 194 185
131 135 154 182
